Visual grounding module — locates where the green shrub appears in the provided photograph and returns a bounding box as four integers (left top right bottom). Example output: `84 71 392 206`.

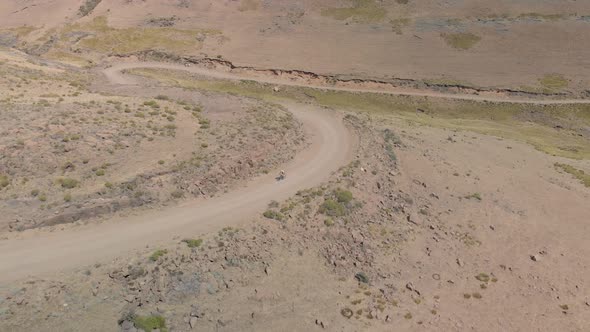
324 217 335 227
158 160 165 165
64 193 72 202
95 169 105 176
149 249 167 261
319 199 346 216
31 189 40 196
263 210 284 221
104 182 113 188
143 100 160 109
133 315 167 332
155 95 170 100
38 193 47 202
335 189 353 203
182 238 203 248
58 178 79 189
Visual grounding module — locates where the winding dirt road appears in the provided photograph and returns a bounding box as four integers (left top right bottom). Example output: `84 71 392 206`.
104 62 590 105
0 64 356 284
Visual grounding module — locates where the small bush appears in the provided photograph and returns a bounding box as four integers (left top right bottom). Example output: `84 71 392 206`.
335 188 353 204
133 315 167 332
64 193 72 202
464 193 482 201
182 238 203 248
31 189 40 196
171 190 184 199
263 210 284 221
58 178 79 189
38 193 47 202
158 160 165 165
0 175 9 188
475 273 490 282
319 199 346 217
95 169 105 176
105 182 113 188
143 100 160 109
150 249 167 261
324 217 335 227
155 95 170 100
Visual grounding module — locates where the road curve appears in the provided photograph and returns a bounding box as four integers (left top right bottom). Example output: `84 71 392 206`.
0 64 356 284
103 62 590 105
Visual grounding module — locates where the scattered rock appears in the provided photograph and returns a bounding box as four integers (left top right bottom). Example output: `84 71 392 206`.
406 213 419 225
340 308 353 319
315 319 327 328
120 320 134 330
406 282 420 295
355 272 369 284
189 317 198 329
530 255 541 262
456 258 464 267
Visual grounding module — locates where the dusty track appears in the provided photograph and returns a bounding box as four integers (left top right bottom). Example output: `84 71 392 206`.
104 62 590 105
0 64 356 284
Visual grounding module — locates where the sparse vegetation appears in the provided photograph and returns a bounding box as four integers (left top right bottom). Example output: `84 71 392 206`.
465 193 482 201
132 68 590 160
57 178 79 189
554 163 590 187
324 217 335 226
441 32 481 50
182 238 203 248
539 74 568 90
263 209 285 221
335 188 353 204
319 199 346 217
133 315 167 332
321 0 387 23
170 190 184 199
149 249 168 261
68 16 218 54
0 175 9 188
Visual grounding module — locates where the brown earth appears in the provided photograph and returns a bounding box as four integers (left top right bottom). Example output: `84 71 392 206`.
0 1 590 331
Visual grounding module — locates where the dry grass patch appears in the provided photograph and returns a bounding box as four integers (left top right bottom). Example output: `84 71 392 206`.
554 163 590 187
64 16 220 54
441 32 481 50
539 74 568 90
321 0 387 23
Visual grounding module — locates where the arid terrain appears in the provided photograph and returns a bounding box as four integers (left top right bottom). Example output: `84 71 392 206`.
0 1 589 331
